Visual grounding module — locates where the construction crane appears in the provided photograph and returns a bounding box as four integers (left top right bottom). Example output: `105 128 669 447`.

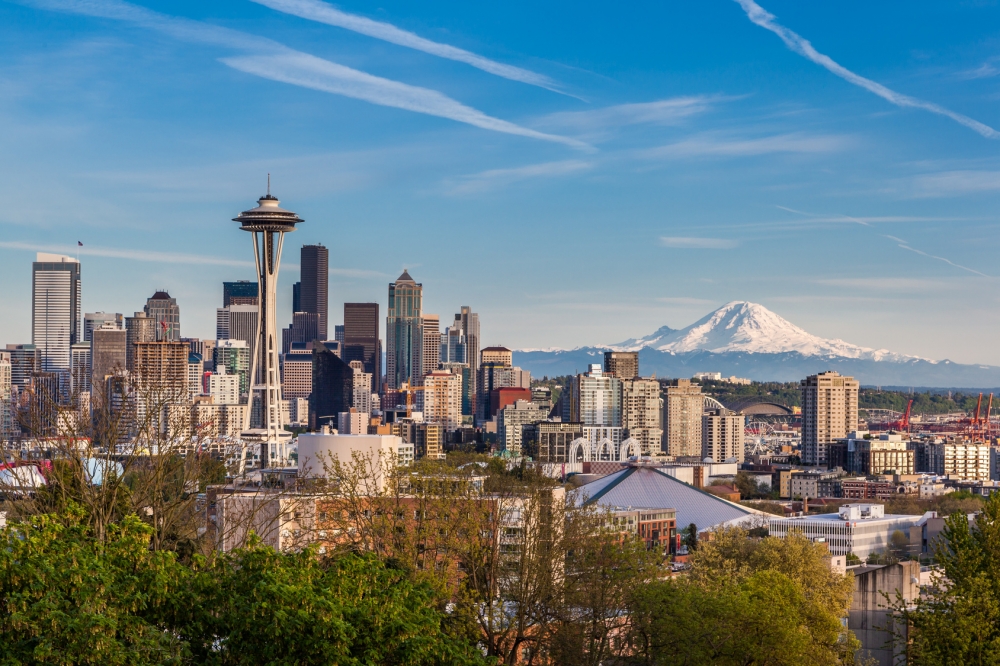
398 381 425 417
870 399 913 432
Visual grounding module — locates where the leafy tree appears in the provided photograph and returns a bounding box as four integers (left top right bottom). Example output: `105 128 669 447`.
892 491 1000 665
682 523 699 552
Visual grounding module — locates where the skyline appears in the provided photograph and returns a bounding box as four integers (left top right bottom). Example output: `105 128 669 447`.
2 1 1000 363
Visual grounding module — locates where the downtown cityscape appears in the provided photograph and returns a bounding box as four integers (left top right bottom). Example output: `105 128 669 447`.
3 0 1000 664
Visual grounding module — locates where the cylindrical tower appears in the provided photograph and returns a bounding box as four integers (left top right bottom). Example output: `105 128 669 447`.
233 185 302 468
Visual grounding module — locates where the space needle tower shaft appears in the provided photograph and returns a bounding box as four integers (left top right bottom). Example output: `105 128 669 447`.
233 178 303 468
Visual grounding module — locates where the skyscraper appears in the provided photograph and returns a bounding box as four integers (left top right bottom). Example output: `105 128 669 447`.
604 351 639 380
663 379 703 457
214 340 251 396
454 307 480 373
421 314 440 380
144 291 180 341
125 311 156 372
621 377 663 455
83 312 122 342
300 244 329 341
32 253 81 375
310 341 353 431
801 371 859 466
440 324 466 364
92 324 127 392
71 342 92 395
6 344 38 389
386 270 422 390
702 408 744 463
223 281 258 307
281 311 320 354
343 303 381 384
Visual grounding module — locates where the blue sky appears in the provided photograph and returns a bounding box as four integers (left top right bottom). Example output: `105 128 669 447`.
2 0 1000 363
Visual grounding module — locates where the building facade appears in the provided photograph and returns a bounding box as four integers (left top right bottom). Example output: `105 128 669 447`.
621 377 663 455
32 253 81 377
702 408 745 463
385 270 422 390
801 371 859 466
343 302 381 384
604 351 639 380
421 314 440 381
124 311 156 373
214 340 251 396
421 371 462 432
498 400 548 455
144 291 181 341
299 244 329 341
570 365 622 428
663 379 703 457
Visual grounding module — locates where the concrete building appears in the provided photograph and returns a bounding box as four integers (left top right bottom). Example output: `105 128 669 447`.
801 371 859 466
83 312 122 342
848 561 920 666
386 270 422 390
298 433 414 483
702 408 744 463
421 314 440 382
32 253 81 377
422 371 462 431
218 304 259 365
415 423 446 460
571 364 622 428
124 311 156 373
830 432 915 476
0 353 11 437
926 441 991 480
338 408 367 435
526 421 584 462
481 346 513 367
663 379 703 457
603 351 638 380
343 303 381 383
187 353 203 399
498 400 548 455
144 291 180 341
621 377 662 455
349 361 373 414
208 367 240 405
769 504 922 558
6 344 38 389
91 324 126 395
214 340 251 396
477 354 530 422
281 345 313 400
789 469 840 499
133 341 188 396
71 342 91 395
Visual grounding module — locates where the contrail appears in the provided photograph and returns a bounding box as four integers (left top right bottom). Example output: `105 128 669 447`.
249 0 564 94
885 236 992 278
20 0 588 149
734 0 1000 139
0 240 253 267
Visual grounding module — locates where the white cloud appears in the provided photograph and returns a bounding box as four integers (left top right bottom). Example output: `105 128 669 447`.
223 53 590 150
659 237 740 249
540 96 718 131
24 0 588 149
733 0 1000 139
248 0 562 93
0 240 252 267
641 132 848 158
444 159 593 194
906 170 1000 197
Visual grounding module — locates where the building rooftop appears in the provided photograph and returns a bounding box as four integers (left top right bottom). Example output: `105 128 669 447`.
396 269 415 282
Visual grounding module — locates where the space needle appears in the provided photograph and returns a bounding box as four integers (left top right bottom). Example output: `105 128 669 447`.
233 178 302 468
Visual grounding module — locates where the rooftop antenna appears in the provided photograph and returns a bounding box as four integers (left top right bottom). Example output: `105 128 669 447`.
267 173 271 197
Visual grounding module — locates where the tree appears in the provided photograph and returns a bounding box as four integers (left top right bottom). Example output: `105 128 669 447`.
683 522 699 552
892 491 1000 665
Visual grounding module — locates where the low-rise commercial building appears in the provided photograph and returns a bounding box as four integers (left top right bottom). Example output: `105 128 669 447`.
769 503 923 558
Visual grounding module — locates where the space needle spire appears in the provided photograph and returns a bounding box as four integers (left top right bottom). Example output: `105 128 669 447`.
233 180 303 468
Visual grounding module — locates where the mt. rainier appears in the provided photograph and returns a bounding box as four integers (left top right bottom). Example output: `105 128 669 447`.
608 301 916 362
514 301 1000 388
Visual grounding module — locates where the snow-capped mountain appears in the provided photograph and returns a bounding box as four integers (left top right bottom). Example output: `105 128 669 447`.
608 301 917 362
514 301 1000 388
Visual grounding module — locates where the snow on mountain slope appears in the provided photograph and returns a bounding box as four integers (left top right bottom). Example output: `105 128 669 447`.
608 301 922 362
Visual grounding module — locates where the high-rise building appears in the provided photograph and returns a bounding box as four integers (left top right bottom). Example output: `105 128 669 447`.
5 344 38 389
440 362 473 417
526 421 584 462
300 245 329 341
281 311 321 354
421 314 440 379
440 324 466 364
223 281 258 307
334 325 344 343
208 367 241 405
83 312 122 342
71 342 92 395
144 291 181 341
281 345 313 400
291 281 301 313
570 364 621 428
454 307 480 373
125 311 156 372
386 270 422 390
32 253 81 376
214 340 251 396
343 303 381 385
349 360 373 414
481 346 512 367
498 400 548 455
217 304 259 358
92 325 127 392
187 353 204 399
702 408 745 463
133 341 188 397
310 341 354 431
621 377 663 455
0 352 11 437
800 371 859 466
604 351 639 380
422 371 462 431
663 378 703 457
